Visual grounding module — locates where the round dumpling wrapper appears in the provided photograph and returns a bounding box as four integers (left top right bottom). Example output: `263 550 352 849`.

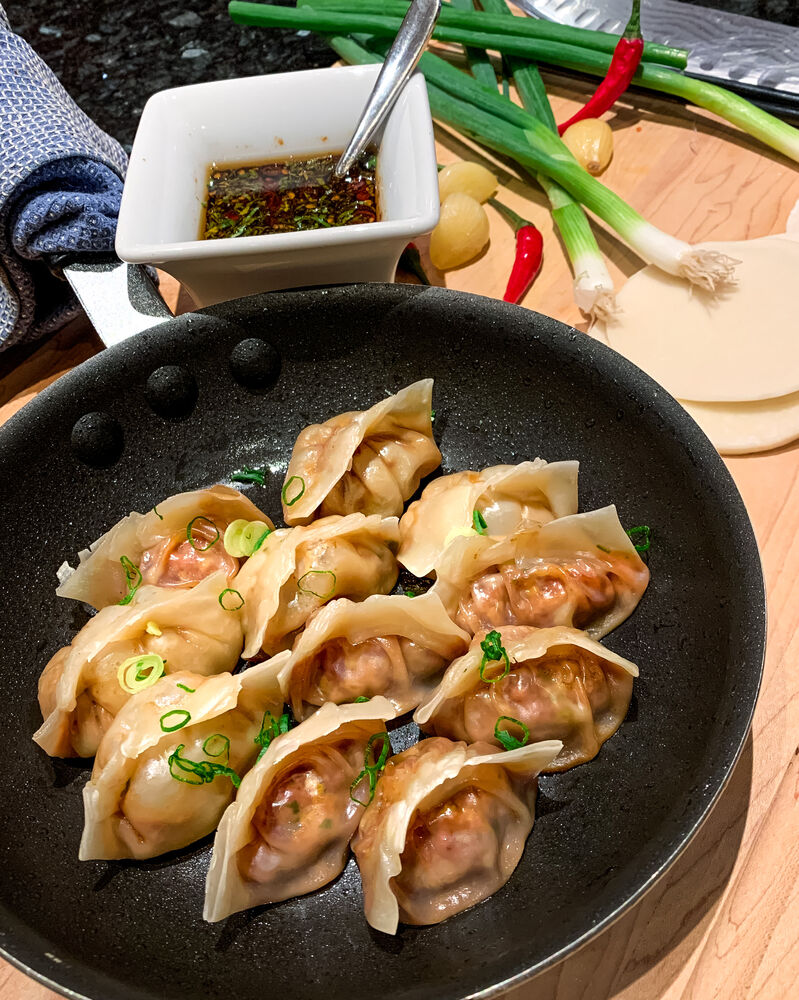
678 391 799 455
592 236 799 403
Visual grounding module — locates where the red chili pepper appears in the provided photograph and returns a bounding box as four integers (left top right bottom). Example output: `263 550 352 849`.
557 0 644 136
489 199 543 305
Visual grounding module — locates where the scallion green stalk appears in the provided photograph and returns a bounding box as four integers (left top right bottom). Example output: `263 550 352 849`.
230 1 799 164
449 0 497 91
326 34 735 288
298 0 688 68
473 0 616 318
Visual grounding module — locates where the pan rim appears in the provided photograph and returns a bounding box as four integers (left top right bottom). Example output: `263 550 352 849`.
0 284 767 1000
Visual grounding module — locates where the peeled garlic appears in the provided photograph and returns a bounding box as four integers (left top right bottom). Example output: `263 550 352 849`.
438 161 498 204
562 119 613 175
429 193 491 271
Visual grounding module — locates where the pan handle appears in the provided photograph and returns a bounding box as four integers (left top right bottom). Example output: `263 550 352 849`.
62 259 173 348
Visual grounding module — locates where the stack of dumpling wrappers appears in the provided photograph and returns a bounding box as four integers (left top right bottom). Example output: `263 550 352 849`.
35 378 650 935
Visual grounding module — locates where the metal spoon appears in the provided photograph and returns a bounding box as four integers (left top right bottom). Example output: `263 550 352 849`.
334 0 441 178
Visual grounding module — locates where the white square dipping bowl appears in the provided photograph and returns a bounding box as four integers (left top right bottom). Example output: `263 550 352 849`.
115 65 439 307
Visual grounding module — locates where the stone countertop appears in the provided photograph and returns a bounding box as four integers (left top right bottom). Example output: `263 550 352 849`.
6 1 799 151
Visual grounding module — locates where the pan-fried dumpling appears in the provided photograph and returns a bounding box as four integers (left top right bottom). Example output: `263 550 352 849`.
34 573 244 758
432 506 649 639
204 697 397 921
352 736 561 933
276 592 469 719
280 379 441 525
398 460 579 578
80 662 283 860
57 486 274 610
414 626 638 770
236 513 400 658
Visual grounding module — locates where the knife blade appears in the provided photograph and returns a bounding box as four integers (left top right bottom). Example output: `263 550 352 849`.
516 0 799 115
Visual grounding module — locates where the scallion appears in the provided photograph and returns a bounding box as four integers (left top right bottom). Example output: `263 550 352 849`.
186 516 220 552
254 709 292 760
479 629 511 683
626 524 651 553
494 715 531 751
117 653 165 694
218 588 245 611
118 555 142 606
160 709 192 733
203 733 231 759
472 509 488 535
231 466 266 485
168 744 241 788
282 475 306 507
297 569 337 600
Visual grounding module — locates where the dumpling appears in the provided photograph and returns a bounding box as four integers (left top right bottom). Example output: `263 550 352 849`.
57 485 273 610
414 626 638 770
204 697 397 921
276 592 470 719
34 572 244 758
398 460 579 578
79 662 283 860
280 379 441 525
352 736 561 933
432 506 649 639
235 513 400 658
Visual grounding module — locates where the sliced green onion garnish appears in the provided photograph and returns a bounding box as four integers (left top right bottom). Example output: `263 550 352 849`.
160 709 192 733
231 466 266 485
494 716 531 751
152 505 164 520
282 475 306 507
404 589 417 598
597 544 611 554
118 555 142 606
203 733 231 759
350 730 391 806
473 509 488 535
176 683 195 693
364 732 390 772
479 630 511 683
219 588 245 611
186 515 220 551
354 695 370 703
117 654 165 694
626 525 651 553
430 409 436 421
168 744 241 788
254 709 292 760
223 519 272 558
297 569 336 600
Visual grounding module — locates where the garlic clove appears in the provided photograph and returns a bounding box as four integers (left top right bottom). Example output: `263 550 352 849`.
562 119 614 175
429 193 491 270
438 161 499 204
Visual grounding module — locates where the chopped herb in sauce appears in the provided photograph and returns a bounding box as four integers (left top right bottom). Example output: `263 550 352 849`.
201 151 379 240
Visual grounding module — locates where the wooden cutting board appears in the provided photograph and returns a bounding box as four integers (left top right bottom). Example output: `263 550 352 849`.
1 69 798 1000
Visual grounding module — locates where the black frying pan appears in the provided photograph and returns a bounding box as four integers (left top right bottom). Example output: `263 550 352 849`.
0 283 765 1000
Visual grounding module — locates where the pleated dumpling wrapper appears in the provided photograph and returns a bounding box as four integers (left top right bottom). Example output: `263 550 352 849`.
431 506 649 640
34 572 244 758
280 379 441 525
276 592 470 719
414 626 638 771
57 485 273 610
352 736 562 933
80 661 283 860
235 513 399 658
398 459 579 578
204 696 397 921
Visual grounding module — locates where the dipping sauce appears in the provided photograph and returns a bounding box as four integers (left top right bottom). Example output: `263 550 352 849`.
201 151 379 240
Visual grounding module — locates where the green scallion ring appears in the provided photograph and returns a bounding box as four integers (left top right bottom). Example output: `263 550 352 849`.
472 509 488 535
186 515 220 551
176 683 195 693
218 588 245 611
118 555 142 606
494 716 531 751
364 731 390 772
117 653 165 694
626 524 652 553
349 767 378 807
479 630 511 684
203 733 231 759
223 519 271 558
167 745 206 786
282 475 306 507
297 569 336 600
160 709 192 733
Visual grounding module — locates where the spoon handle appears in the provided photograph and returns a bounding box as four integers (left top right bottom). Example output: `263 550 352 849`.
334 0 441 178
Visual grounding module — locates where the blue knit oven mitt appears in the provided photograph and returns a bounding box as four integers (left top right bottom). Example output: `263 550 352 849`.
0 7 127 350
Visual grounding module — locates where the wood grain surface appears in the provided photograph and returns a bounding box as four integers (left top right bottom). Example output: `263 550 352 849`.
1 68 798 1000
